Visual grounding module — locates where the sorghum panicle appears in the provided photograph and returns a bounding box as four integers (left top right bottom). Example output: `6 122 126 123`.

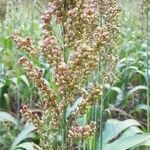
12 0 121 148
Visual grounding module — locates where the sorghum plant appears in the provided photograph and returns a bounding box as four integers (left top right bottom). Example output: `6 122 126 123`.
12 0 121 149
139 0 150 133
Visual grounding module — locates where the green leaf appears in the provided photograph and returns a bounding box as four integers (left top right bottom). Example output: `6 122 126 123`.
0 137 8 147
76 115 86 126
10 123 36 150
102 119 141 144
16 142 41 150
106 85 122 93
120 66 139 75
142 139 150 146
0 111 18 126
4 37 13 49
10 77 18 85
98 119 150 150
20 75 30 87
119 126 143 140
136 104 150 112
127 85 147 97
104 134 150 150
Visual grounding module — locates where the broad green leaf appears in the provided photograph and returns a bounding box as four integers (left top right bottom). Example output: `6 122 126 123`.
11 75 30 87
106 86 123 106
10 77 18 85
0 137 8 147
142 140 150 146
10 123 36 150
0 111 18 126
119 126 143 140
118 58 135 67
107 86 122 93
120 66 139 75
76 115 86 126
16 142 41 150
20 75 30 87
102 119 141 144
127 85 147 97
104 134 150 150
136 104 150 112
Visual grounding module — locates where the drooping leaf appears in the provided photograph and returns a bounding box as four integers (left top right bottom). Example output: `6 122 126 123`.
20 75 30 87
136 104 150 112
104 134 150 150
0 111 18 126
119 126 143 140
16 142 41 150
98 119 150 150
102 119 141 144
127 85 147 97
10 77 18 85
10 123 36 150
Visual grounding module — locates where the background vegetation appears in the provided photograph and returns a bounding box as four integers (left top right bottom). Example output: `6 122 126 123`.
0 0 150 150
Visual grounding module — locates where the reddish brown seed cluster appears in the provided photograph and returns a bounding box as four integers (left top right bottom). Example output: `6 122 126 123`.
74 85 103 116
39 32 62 65
11 31 37 55
18 57 59 115
68 122 96 139
55 61 73 94
41 0 64 28
20 105 41 128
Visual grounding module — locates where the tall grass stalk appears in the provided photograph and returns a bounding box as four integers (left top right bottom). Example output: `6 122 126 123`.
62 106 67 150
146 8 150 134
16 86 20 120
30 0 35 38
99 98 104 150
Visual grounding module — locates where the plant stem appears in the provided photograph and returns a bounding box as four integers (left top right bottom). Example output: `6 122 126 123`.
146 8 150 133
78 140 82 150
30 0 34 38
99 98 104 150
62 107 67 150
16 86 20 120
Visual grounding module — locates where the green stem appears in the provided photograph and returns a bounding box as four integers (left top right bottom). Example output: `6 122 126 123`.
62 107 67 150
16 86 20 120
99 98 104 150
78 140 82 150
98 3 104 149
30 0 34 38
146 9 150 133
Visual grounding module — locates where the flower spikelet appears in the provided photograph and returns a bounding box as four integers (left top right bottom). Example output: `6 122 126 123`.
18 57 59 114
11 31 37 55
20 105 42 129
68 121 96 139
74 85 103 117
